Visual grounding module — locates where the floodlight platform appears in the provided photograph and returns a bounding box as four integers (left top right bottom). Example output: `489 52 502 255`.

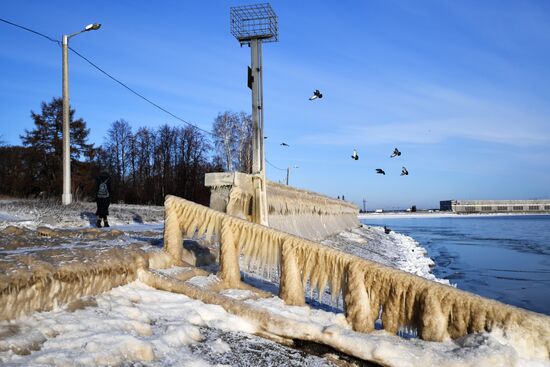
230 3 279 43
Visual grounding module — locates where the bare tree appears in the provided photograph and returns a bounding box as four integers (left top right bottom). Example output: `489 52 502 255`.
105 119 133 184
212 111 252 173
212 111 238 171
236 112 253 173
154 124 177 202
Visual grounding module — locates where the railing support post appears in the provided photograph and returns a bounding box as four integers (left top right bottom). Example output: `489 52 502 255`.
419 290 448 341
344 263 374 333
279 240 305 305
164 197 183 264
219 218 241 287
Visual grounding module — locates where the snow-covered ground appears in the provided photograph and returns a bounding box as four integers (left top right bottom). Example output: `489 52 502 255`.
322 226 449 284
0 199 165 230
1 200 549 367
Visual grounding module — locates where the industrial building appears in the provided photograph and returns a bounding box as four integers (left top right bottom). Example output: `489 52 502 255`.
440 200 550 214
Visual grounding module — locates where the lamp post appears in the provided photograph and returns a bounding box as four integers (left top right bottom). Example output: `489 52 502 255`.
62 23 101 205
286 165 299 186
230 4 278 226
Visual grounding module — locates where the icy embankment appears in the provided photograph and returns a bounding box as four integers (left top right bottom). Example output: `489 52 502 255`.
2 277 548 367
0 282 334 367
322 225 449 284
1 201 548 367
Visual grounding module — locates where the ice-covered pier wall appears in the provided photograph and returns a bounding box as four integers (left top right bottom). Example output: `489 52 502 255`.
164 195 550 358
205 172 359 241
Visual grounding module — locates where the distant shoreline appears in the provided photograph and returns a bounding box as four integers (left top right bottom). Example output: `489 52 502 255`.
358 212 550 219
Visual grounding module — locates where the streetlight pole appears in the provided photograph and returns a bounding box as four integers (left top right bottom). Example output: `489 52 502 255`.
62 23 101 205
286 165 299 186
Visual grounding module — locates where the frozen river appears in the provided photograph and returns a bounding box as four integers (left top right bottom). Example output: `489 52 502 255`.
361 215 550 315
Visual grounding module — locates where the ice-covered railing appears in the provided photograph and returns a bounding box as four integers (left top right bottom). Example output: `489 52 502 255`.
205 172 360 240
163 195 550 357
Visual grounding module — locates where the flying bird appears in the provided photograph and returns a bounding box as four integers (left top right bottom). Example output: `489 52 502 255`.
280 142 289 147
401 166 409 176
309 89 323 100
390 148 401 158
351 149 359 160
376 168 385 175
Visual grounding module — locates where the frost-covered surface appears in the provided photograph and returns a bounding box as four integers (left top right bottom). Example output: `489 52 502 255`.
0 282 338 366
0 199 164 230
243 296 550 367
1 200 548 366
2 279 548 367
322 226 450 284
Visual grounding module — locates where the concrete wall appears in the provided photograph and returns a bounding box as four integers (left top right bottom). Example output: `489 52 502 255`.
205 172 359 241
440 199 550 213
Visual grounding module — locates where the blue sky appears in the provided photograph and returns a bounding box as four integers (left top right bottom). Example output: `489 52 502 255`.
1 0 549 209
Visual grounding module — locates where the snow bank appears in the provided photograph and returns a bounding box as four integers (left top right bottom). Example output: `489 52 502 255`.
0 282 256 366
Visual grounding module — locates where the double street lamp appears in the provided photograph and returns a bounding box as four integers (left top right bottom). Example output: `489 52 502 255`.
62 23 101 205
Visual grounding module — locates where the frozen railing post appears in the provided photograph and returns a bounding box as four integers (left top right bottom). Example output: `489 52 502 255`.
344 263 374 333
164 196 184 264
219 217 241 287
279 238 305 305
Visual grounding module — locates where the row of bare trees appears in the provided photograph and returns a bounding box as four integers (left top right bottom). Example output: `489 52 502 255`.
98 121 215 205
0 97 253 206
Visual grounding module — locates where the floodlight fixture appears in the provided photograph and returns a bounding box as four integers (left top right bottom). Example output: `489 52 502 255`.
230 3 278 44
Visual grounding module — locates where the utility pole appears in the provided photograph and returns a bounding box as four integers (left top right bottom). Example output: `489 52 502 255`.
61 23 101 205
62 35 70 205
230 4 278 226
286 166 289 186
286 165 298 185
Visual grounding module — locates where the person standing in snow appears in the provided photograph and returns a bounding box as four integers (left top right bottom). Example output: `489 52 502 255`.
95 171 112 228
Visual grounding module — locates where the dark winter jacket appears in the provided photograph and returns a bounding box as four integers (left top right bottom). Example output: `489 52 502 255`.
95 172 112 216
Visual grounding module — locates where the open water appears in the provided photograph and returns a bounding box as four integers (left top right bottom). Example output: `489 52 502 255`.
361 215 550 315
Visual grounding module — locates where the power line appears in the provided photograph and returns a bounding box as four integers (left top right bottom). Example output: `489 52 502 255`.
0 17 213 136
266 159 286 171
0 17 60 45
67 46 214 137
1 17 294 171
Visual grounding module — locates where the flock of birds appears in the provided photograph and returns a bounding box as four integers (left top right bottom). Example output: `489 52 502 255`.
275 89 410 177
353 147 409 176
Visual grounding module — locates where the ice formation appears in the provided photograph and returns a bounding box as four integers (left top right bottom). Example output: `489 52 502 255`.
265 181 360 240
208 176 360 241
0 226 172 321
164 195 550 358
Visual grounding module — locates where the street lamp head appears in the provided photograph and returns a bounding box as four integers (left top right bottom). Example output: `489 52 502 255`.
84 23 101 31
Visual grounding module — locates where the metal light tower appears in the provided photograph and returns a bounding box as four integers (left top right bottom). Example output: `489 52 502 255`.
230 4 278 225
61 23 101 205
